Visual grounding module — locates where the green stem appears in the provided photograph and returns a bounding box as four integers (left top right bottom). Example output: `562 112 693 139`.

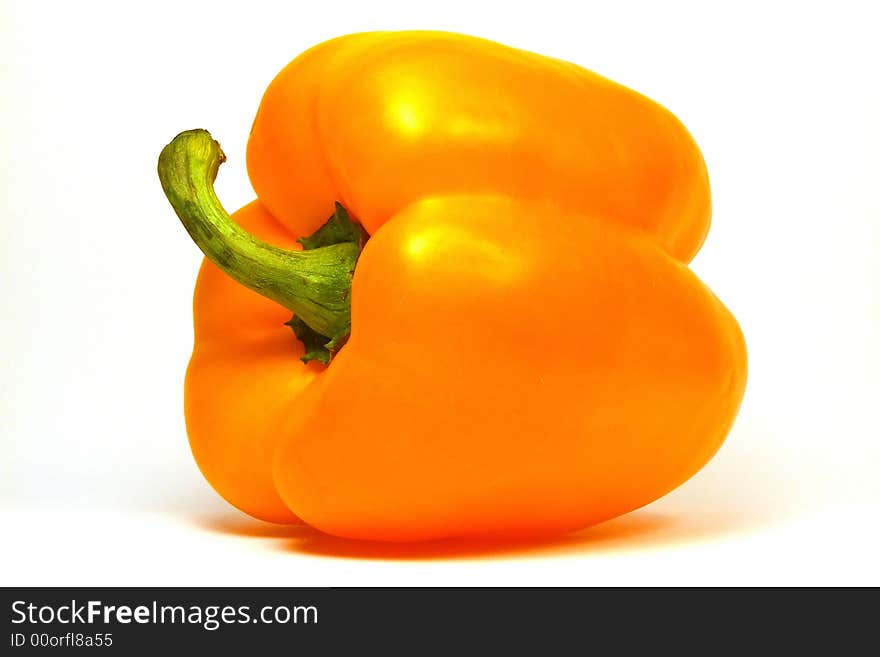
158 129 361 357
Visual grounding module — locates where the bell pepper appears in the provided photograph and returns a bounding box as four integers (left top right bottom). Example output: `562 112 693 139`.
158 31 747 542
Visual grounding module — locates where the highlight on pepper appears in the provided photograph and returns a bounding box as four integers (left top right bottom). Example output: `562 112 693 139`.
157 31 747 543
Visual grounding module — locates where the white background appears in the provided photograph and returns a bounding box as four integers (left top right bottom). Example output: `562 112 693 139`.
2 0 878 585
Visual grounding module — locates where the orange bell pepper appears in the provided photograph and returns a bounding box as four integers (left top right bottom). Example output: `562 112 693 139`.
158 31 746 541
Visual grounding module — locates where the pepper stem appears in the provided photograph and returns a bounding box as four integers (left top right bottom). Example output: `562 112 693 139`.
158 129 365 362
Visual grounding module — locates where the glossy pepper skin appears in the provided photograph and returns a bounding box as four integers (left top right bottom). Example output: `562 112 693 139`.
248 32 711 263
172 31 746 540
